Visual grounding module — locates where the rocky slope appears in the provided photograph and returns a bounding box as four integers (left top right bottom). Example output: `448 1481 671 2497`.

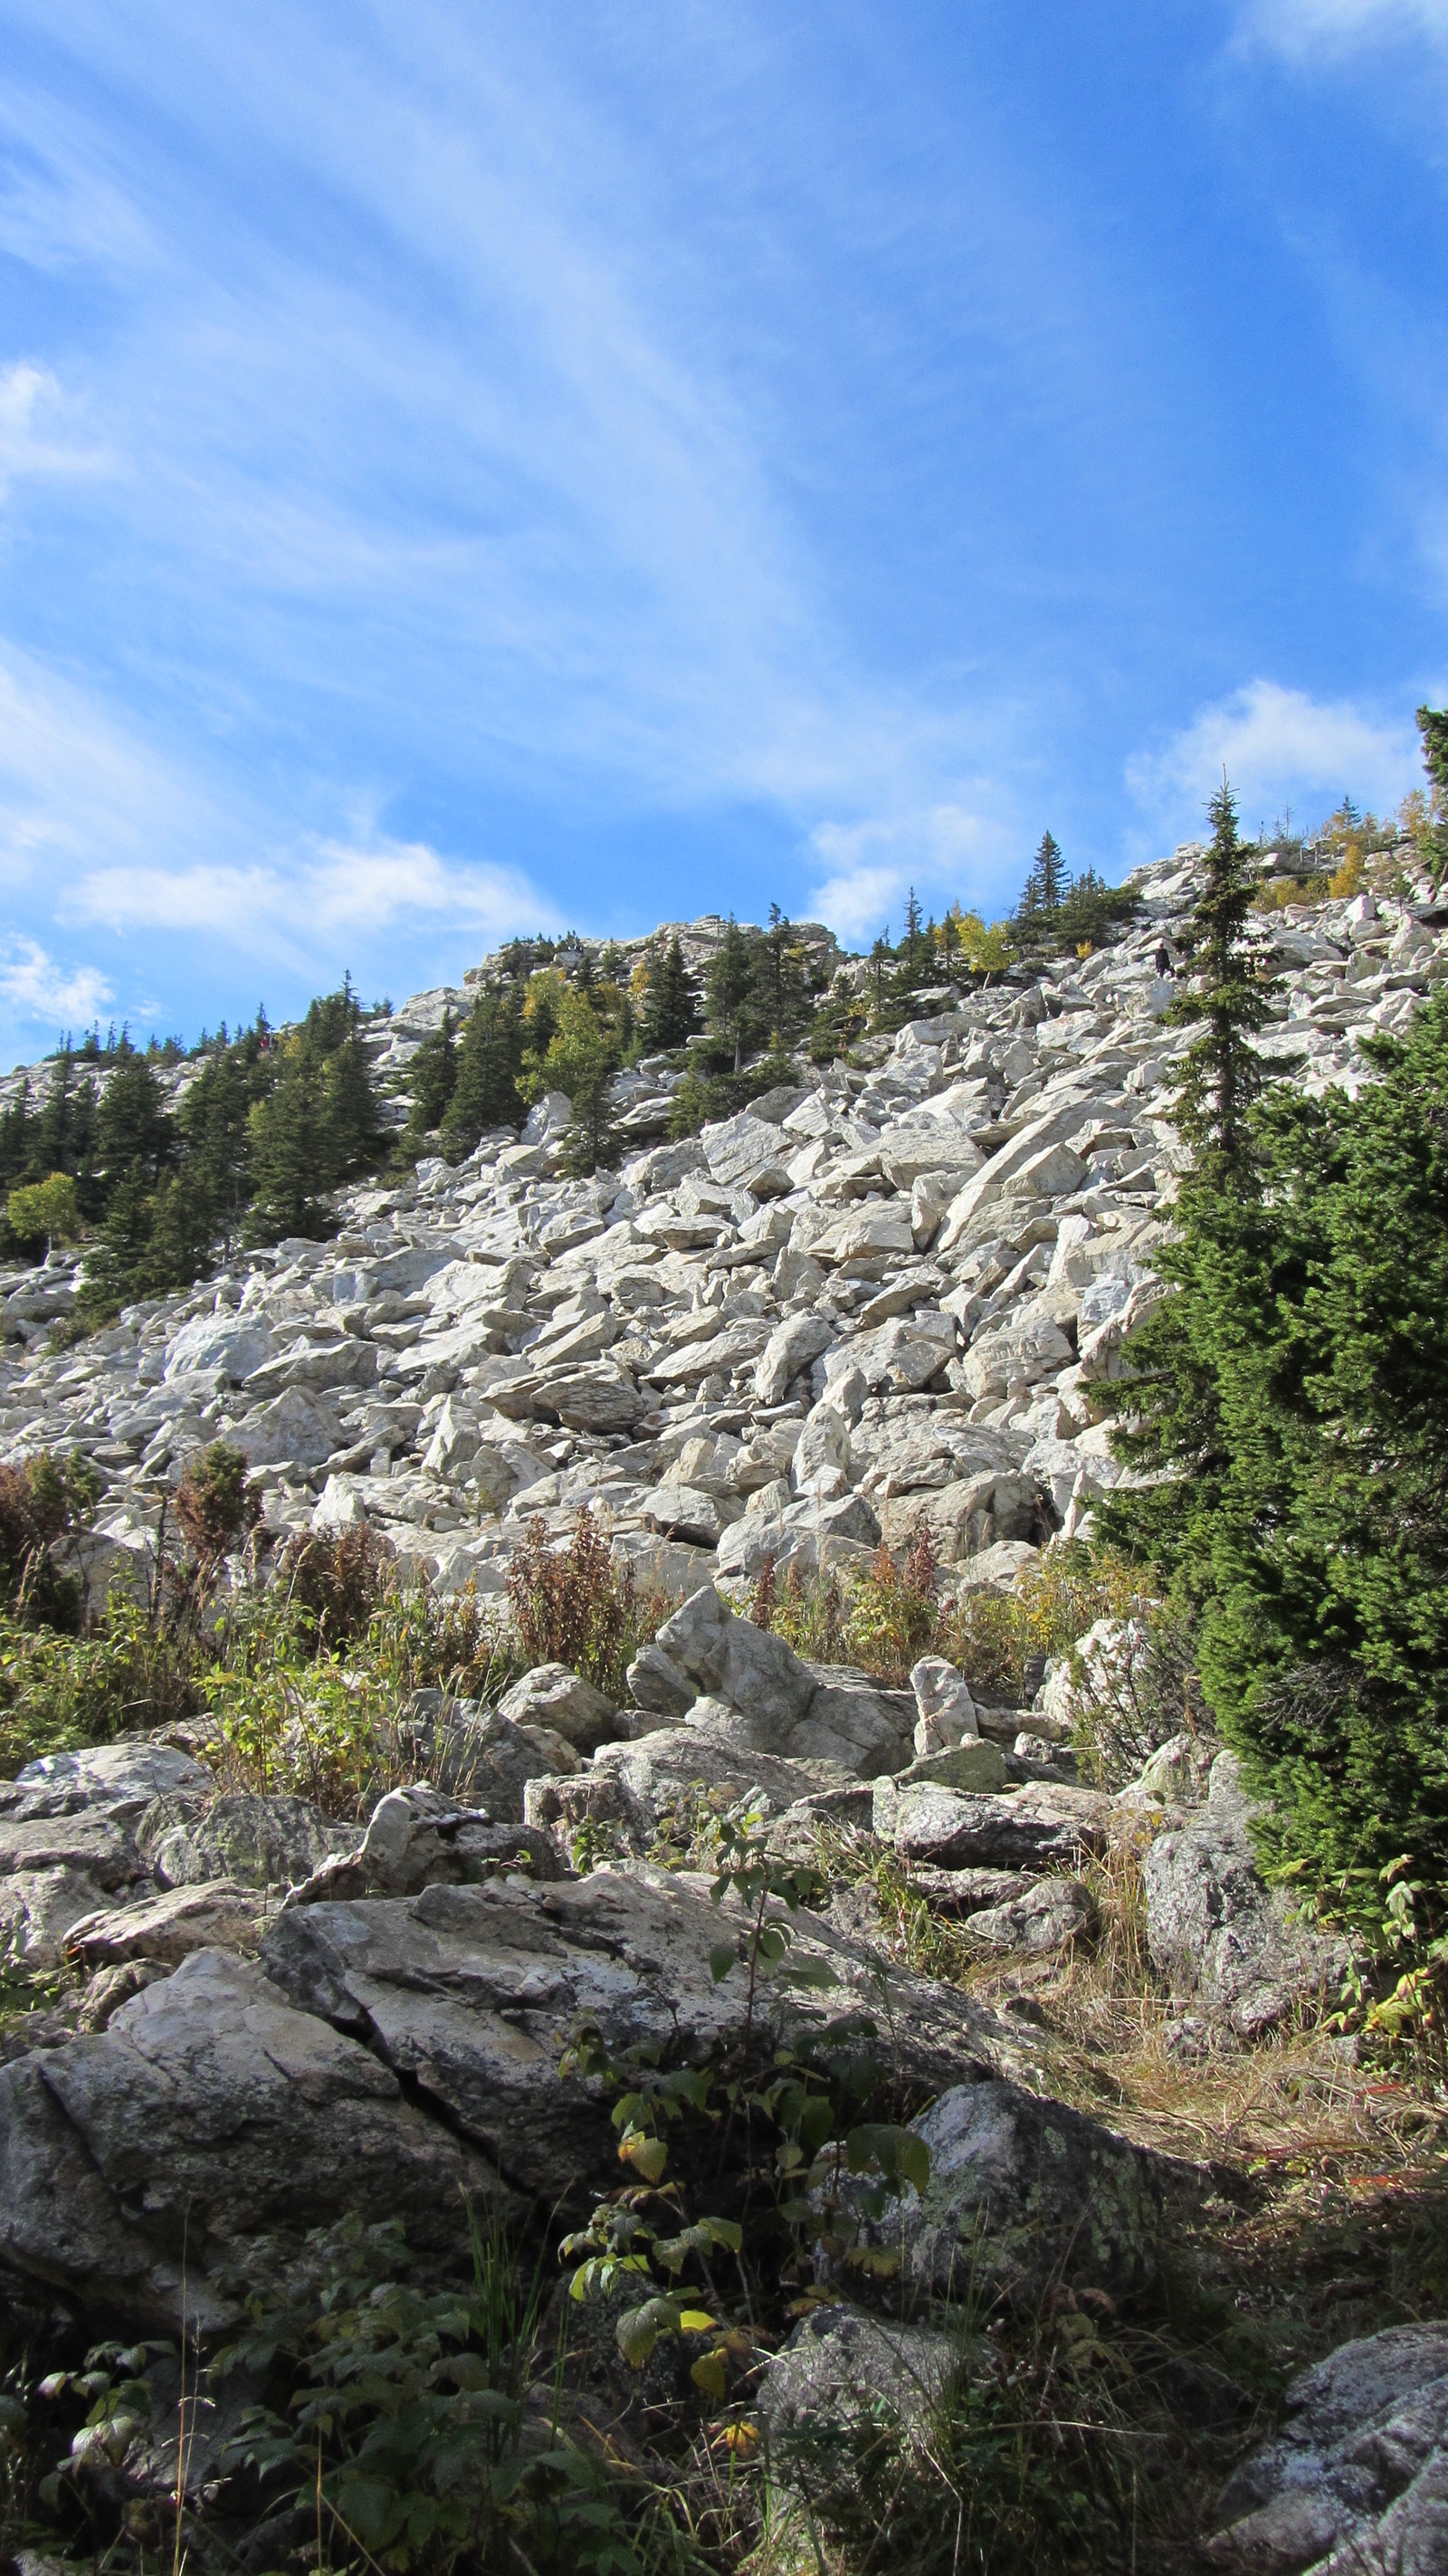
3 846 1448 2571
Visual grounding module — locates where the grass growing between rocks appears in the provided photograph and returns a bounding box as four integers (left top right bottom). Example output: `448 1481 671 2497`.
749 1537 1151 1709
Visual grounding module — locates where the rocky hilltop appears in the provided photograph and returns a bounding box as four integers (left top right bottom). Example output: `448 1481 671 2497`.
2 849 1447 2573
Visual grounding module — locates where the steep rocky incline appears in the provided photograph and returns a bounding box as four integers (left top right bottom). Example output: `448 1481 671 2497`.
3 857 1442 1625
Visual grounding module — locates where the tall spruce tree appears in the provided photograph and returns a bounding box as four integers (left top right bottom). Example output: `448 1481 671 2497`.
706 917 758 1073
642 933 699 1051
244 1052 333 1242
1167 778 1282 1169
441 987 525 1158
1415 702 1448 886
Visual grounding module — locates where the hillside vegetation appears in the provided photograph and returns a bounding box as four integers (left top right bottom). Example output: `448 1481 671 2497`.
0 721 1446 2573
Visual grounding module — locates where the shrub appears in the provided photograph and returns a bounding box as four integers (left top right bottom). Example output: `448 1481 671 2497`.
173 1442 262 1577
842 1531 938 1686
6 1172 80 1255
938 1544 1146 1706
506 1512 668 1701
0 1450 100 1632
274 1524 397 1650
0 1595 207 1777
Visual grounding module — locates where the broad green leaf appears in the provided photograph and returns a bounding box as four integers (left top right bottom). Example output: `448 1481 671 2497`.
617 2132 668 2183
691 2350 729 2401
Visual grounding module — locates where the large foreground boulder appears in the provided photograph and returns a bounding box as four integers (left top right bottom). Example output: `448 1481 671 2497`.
0 1949 507 2333
865 2079 1169 2306
1207 2322 1448 2571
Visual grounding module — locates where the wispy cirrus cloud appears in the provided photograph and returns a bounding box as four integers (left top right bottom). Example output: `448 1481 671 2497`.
1239 0 1448 55
72 839 560 953
1126 678 1423 836
0 361 109 496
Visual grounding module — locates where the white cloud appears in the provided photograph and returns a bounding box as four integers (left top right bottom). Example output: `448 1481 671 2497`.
71 838 561 950
806 801 1005 944
0 362 109 496
1241 0 1448 57
0 644 196 887
0 936 113 1030
1126 678 1422 837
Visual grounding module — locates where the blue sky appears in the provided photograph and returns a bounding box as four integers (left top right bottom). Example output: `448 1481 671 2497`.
0 0 1445 1063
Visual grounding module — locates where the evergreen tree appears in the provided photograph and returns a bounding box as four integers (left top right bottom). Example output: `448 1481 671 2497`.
759 905 809 1042
0 1081 33 1197
244 1052 333 1243
93 1040 176 1185
540 987 620 1173
900 887 926 984
78 1169 160 1314
441 987 525 1159
402 1007 458 1150
177 1047 263 1248
322 1029 383 1178
648 933 700 1049
1103 992 1448 1936
1167 778 1283 1169
1415 702 1448 886
706 917 760 1073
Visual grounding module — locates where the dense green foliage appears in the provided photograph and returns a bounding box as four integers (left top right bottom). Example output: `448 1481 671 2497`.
1106 996 1448 1931
1103 775 1448 1940
0 982 386 1313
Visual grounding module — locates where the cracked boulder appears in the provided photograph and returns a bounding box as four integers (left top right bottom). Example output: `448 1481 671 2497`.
631 1587 913 1775
0 1948 511 2333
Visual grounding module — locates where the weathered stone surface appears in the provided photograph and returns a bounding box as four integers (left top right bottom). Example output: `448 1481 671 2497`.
153 1794 358 1892
910 1654 978 1755
7 1740 215 1819
0 1811 148 1894
874 2079 1167 2304
643 1587 911 1773
0 1950 510 2331
524 1728 853 1851
261 1865 996 2210
874 1779 1104 1871
755 1312 835 1405
965 1875 1097 1953
758 2306 959 2509
1143 1753 1350 2037
232 1385 342 1468
497 1663 621 1752
65 1880 271 1968
288 1784 565 1903
1207 2323 1448 2574
0 1865 112 1968
386 1698 582 1816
